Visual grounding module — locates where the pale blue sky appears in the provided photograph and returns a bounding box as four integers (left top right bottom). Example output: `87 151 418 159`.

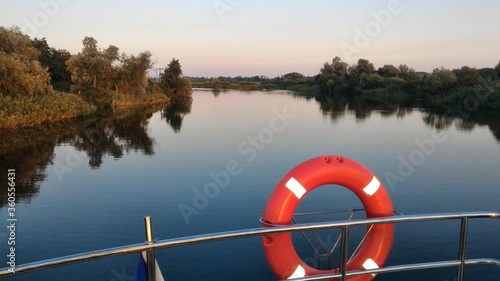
1 0 499 77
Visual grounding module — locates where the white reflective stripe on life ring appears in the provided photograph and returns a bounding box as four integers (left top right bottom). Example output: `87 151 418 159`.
286 177 307 199
362 258 379 270
363 176 380 196
363 258 379 277
287 264 306 279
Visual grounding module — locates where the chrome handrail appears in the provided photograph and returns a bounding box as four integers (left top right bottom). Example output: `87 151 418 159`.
0 211 498 280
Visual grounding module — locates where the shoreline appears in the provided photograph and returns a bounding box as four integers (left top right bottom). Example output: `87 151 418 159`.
0 93 171 130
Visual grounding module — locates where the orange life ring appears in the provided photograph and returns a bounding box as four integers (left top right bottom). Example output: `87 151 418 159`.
262 155 394 280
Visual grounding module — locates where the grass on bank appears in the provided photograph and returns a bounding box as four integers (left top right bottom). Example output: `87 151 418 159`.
111 91 170 108
75 84 171 111
0 84 173 129
0 92 96 129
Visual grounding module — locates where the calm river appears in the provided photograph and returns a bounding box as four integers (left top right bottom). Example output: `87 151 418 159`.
1 89 499 280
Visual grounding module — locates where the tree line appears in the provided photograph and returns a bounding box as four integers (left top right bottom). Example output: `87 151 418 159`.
0 26 191 127
317 56 500 93
64 36 191 99
0 26 191 102
189 72 317 91
317 56 500 110
189 56 500 110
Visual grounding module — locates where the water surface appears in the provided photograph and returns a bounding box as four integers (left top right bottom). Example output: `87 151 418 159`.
0 89 499 280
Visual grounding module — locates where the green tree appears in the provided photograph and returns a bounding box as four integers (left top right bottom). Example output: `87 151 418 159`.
398 64 421 85
351 59 375 77
282 72 307 82
176 77 193 97
379 64 400 78
348 58 375 91
455 66 482 86
49 49 72 91
162 58 182 87
113 51 152 95
161 58 192 97
0 27 52 98
360 73 383 89
319 56 348 93
31 37 51 67
479 68 497 81
211 77 222 89
66 37 119 89
495 60 500 79
427 67 458 93
32 37 72 91
277 72 309 89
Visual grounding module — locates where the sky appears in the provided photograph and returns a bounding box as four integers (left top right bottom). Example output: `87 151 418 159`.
1 0 500 77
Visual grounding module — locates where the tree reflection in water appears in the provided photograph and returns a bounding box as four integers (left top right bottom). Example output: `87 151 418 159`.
0 124 79 208
315 93 414 123
314 92 500 142
161 96 193 133
69 105 165 168
423 109 500 141
0 105 164 206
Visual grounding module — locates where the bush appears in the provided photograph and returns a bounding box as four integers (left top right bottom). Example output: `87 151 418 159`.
424 82 500 110
260 83 280 90
111 86 170 108
78 88 113 111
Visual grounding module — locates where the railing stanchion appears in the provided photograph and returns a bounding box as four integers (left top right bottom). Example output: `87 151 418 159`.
340 226 349 281
457 217 468 281
144 216 156 281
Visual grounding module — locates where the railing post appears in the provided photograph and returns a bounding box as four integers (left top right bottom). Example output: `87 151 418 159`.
144 216 156 281
457 217 468 281
340 226 349 281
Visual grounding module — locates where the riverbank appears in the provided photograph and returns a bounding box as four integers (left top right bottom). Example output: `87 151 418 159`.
190 74 320 93
0 91 171 129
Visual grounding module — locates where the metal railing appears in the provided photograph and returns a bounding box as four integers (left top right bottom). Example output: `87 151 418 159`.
0 212 498 280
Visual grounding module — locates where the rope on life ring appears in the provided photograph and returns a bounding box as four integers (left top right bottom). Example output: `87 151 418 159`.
261 155 394 280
